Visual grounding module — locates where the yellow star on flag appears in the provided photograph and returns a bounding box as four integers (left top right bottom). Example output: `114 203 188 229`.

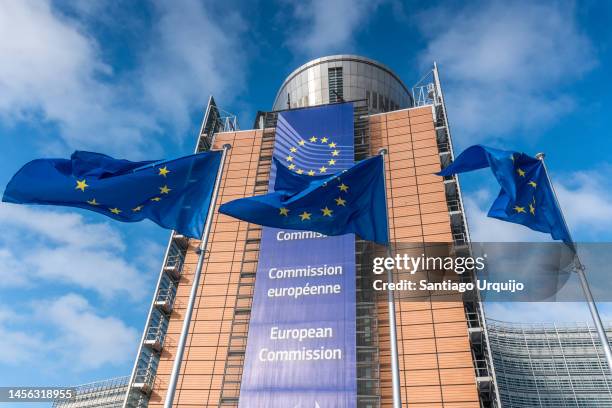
335 197 346 206
339 183 349 192
279 207 289 216
517 168 526 177
296 169 304 174
331 150 340 157
151 197 161 202
514 205 526 213
321 137 328 143
288 164 296 170
132 205 143 212
329 142 337 148
528 181 537 188
321 207 333 217
109 207 121 214
86 198 99 206
159 185 171 194
328 159 336 165
309 136 317 142
290 147 297 153
286 155 294 162
298 140 306 146
299 211 311 221
529 203 535 215
319 166 327 173
158 166 170 177
75 179 88 192
308 170 315 176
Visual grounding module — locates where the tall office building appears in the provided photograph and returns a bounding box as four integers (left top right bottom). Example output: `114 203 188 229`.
488 319 612 407
123 55 498 407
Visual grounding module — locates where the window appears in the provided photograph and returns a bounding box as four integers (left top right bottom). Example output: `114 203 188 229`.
328 67 343 102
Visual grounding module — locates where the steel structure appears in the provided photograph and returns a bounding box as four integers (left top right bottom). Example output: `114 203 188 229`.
488 319 612 407
413 64 500 407
54 376 129 408
272 55 413 112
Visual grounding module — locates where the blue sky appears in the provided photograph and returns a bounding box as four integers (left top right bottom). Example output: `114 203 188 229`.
1 0 611 395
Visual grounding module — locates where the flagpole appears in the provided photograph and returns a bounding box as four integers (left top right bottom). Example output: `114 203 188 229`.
536 152 612 376
164 144 231 408
378 148 402 408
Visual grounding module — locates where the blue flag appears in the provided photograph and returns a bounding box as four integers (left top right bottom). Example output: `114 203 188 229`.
437 144 573 246
2 150 222 238
220 155 389 244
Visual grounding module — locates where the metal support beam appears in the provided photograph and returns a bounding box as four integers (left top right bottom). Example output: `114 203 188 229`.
164 144 231 408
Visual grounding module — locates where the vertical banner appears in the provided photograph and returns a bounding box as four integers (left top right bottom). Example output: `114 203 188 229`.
239 103 356 407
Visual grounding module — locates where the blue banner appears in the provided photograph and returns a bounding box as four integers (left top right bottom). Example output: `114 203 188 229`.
239 103 357 407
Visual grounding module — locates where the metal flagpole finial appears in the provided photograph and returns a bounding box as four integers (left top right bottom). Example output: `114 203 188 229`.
535 152 545 160
223 144 232 150
378 148 388 155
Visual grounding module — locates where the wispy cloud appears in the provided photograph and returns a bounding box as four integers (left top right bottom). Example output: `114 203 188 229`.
0 0 158 155
0 294 138 369
465 165 612 242
0 0 248 156
556 167 612 239
0 205 153 299
142 0 248 136
284 0 387 57
417 1 596 141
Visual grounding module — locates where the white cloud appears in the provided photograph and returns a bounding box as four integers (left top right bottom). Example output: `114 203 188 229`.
0 0 158 155
0 294 138 369
0 204 149 299
417 1 595 140
464 164 612 242
33 294 140 369
142 0 248 134
0 0 247 155
556 169 612 239
285 0 387 57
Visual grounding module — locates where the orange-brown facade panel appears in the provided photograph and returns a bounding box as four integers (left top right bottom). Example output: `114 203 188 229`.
150 106 478 407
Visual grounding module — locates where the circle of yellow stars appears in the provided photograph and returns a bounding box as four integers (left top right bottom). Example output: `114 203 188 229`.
75 165 173 216
278 177 349 222
285 136 340 176
510 153 538 216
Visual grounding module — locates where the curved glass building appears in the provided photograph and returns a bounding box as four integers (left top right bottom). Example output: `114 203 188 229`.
487 319 612 407
272 55 413 112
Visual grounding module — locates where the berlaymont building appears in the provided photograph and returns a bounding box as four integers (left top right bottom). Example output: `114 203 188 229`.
119 54 498 408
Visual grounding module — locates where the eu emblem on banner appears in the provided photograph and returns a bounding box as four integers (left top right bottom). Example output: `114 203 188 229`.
237 103 357 408
3 150 222 238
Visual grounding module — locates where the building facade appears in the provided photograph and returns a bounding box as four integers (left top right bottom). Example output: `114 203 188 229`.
123 55 497 407
488 319 612 407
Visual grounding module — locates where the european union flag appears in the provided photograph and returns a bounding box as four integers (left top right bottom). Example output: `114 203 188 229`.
437 144 573 247
219 155 389 244
2 150 222 238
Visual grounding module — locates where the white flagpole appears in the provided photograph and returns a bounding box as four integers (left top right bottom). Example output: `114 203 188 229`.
164 144 231 408
536 152 612 376
378 148 402 408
